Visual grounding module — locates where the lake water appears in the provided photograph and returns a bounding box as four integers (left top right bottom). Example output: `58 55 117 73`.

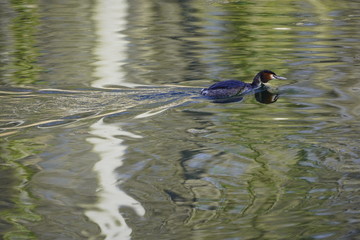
1 0 360 239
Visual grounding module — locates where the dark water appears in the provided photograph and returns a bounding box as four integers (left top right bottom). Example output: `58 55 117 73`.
1 0 360 239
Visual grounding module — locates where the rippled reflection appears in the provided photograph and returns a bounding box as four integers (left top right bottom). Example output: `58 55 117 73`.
92 0 141 88
255 87 279 104
86 119 145 239
87 0 145 238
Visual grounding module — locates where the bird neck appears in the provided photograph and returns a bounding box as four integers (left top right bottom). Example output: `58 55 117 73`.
251 74 262 88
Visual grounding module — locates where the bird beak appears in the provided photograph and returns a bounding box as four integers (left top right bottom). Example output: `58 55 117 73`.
274 75 287 80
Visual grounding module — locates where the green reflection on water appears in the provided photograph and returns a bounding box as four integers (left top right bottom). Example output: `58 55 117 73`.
0 138 42 239
7 0 41 85
124 0 295 86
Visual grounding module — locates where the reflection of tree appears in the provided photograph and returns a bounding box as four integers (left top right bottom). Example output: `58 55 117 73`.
6 1 41 84
124 0 207 85
0 139 42 239
125 0 289 87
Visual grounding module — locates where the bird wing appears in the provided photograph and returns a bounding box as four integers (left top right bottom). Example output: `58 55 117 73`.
208 80 247 90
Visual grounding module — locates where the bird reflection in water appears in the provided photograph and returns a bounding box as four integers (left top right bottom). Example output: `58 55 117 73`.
254 86 279 104
210 86 280 104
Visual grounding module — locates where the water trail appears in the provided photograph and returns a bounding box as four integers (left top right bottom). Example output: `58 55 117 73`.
0 87 198 135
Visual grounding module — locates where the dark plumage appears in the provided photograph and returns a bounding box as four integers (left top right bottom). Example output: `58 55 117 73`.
201 70 286 99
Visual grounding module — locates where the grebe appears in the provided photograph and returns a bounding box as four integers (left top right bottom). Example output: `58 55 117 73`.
200 70 286 98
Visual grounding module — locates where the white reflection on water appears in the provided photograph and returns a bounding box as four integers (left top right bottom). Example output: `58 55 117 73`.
92 0 142 88
86 119 145 239
87 0 145 238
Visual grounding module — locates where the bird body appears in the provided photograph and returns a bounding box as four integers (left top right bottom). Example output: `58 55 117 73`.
200 80 252 98
200 70 286 99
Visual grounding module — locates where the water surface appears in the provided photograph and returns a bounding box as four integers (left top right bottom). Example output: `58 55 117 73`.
1 0 360 239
